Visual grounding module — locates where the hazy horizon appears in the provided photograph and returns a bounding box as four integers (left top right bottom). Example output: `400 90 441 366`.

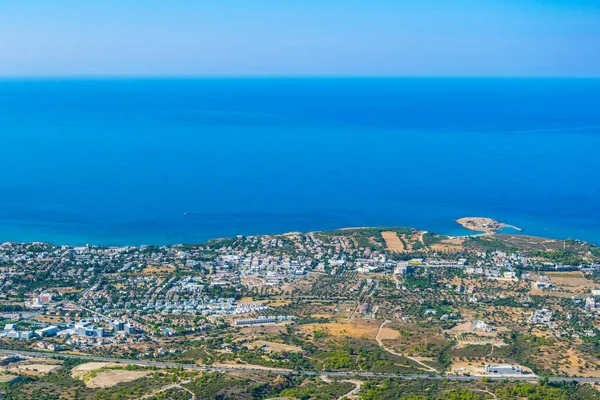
1 0 599 78
2 76 600 80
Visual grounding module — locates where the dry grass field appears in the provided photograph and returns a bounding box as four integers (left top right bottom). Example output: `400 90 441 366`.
234 323 290 335
526 344 600 378
87 369 151 388
143 264 175 274
450 321 473 333
34 315 65 324
496 234 595 252
528 271 597 296
266 300 292 307
72 362 119 379
72 362 151 388
453 339 507 348
381 231 405 252
247 340 303 353
299 320 381 339
10 363 61 376
547 271 595 287
238 297 254 303
54 287 82 294
0 374 20 383
428 235 467 253
377 325 401 341
448 360 487 375
144 266 176 273
476 306 530 325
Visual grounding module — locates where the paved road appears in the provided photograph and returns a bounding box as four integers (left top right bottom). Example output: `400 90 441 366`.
2 348 600 384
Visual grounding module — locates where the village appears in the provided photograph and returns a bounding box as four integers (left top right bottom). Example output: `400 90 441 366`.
1 228 600 398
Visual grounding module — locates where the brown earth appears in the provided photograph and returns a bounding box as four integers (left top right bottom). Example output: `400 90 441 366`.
300 320 381 339
381 231 405 252
87 370 151 388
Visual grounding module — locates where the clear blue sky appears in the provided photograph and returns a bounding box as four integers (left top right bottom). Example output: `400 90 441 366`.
1 0 599 77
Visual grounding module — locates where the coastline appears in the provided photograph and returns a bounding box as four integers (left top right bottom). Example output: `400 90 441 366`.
0 221 596 248
455 217 523 234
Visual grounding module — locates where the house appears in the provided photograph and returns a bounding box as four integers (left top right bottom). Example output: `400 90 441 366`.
7 330 32 340
503 271 516 279
585 297 596 310
534 281 552 290
395 262 412 275
234 316 278 326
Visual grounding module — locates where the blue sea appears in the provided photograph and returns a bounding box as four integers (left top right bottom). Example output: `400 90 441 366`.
0 78 599 246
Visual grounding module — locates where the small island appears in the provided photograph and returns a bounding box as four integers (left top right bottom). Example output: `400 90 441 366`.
456 216 522 233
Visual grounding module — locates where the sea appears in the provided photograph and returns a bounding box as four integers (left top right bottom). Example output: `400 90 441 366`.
0 78 599 246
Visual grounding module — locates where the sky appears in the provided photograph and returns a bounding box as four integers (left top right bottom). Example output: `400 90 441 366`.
0 0 599 77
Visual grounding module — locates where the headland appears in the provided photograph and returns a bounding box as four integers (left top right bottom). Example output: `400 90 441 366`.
455 217 522 234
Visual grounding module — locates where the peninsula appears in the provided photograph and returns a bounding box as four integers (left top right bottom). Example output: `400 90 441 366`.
456 216 522 233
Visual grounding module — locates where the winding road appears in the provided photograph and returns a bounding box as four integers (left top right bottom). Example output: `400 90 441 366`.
375 320 438 373
320 375 363 399
141 380 195 400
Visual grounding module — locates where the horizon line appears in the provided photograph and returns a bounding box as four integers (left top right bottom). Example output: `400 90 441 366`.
1 75 600 81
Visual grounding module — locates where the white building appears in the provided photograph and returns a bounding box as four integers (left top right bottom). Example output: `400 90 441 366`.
486 364 522 375
35 326 59 337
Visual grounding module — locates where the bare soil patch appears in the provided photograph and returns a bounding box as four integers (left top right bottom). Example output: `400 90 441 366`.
72 362 152 388
10 363 61 376
143 264 175 274
532 271 596 295
381 231 404 252
300 320 380 339
248 340 302 353
448 360 487 376
87 369 151 388
71 362 119 379
450 322 473 333
377 325 401 341
0 374 20 383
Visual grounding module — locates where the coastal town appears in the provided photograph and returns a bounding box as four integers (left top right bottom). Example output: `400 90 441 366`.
1 225 600 399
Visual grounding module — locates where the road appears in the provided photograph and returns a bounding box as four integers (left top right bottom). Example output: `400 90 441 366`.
321 375 363 399
375 320 438 373
141 380 195 400
2 348 600 384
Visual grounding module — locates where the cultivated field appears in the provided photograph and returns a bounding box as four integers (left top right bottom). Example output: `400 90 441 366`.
529 271 597 296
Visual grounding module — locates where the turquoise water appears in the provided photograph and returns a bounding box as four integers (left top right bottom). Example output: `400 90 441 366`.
0 78 599 245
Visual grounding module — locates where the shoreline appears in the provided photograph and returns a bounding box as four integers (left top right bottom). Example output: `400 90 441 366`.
0 223 595 248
